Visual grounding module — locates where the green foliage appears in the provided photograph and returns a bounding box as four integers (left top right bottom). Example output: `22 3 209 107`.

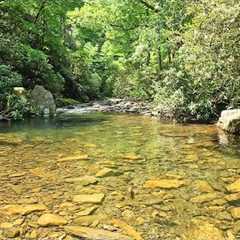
6 94 30 120
56 97 80 108
0 65 22 95
1 0 239 121
153 0 240 121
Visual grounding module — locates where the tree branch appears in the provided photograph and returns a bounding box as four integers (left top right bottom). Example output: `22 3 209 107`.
34 0 48 24
138 0 159 13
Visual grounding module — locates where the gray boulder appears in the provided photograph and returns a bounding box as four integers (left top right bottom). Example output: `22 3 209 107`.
30 85 56 117
217 109 240 134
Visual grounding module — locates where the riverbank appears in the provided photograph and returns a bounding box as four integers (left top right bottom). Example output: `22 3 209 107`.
56 98 216 124
57 99 153 117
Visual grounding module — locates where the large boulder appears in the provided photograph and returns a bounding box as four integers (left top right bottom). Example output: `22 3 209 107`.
30 85 56 117
217 109 240 134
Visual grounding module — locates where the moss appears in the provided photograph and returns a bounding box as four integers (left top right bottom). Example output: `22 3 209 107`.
56 97 80 108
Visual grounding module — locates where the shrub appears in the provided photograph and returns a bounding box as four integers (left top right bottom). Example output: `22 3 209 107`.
0 64 22 95
6 94 30 120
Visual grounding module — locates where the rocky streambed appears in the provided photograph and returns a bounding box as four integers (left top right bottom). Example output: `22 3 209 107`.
0 113 240 239
56 99 153 119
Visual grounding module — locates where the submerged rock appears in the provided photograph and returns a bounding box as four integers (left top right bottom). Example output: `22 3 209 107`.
193 180 214 193
0 222 14 229
225 192 240 202
74 215 107 226
1 204 47 216
37 214 68 226
66 176 98 186
73 193 105 204
190 193 220 204
144 179 186 189
3 227 20 238
96 168 121 178
122 154 142 161
111 219 144 240
77 206 98 216
227 179 240 193
58 154 89 162
217 109 240 134
65 226 133 240
230 208 240 219
183 220 225 240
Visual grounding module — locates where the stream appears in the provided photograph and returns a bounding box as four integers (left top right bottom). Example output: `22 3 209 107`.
0 113 240 239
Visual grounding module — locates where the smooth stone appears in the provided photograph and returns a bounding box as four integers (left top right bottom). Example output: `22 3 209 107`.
225 192 240 202
111 219 144 240
58 154 89 162
122 210 135 222
77 206 98 216
230 208 240 219
96 168 120 178
144 179 185 189
3 227 20 238
233 220 240 234
65 226 133 240
37 213 68 226
1 204 47 215
227 179 240 193
225 230 236 240
74 215 107 226
0 222 14 229
9 172 26 178
190 193 219 204
66 176 98 186
122 154 142 160
85 144 97 148
13 218 25 226
193 180 214 193
28 230 38 239
216 211 232 221
73 193 105 204
96 168 115 178
183 220 225 240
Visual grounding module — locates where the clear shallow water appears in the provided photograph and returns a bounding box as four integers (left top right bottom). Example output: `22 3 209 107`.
0 113 240 239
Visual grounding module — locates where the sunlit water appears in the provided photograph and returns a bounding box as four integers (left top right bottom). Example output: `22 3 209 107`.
0 113 240 239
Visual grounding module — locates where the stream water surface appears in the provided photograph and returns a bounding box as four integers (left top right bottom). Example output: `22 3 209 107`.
0 113 240 240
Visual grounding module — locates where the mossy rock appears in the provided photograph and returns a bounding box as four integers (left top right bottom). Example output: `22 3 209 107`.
30 85 56 117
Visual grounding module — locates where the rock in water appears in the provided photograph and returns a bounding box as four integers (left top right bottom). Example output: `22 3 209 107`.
30 85 56 117
190 193 220 204
37 214 67 226
230 208 240 219
193 180 214 193
227 179 240 193
96 168 120 178
183 220 225 240
144 179 185 189
73 193 105 204
65 176 98 186
1 204 47 215
111 219 144 240
77 206 98 216
65 226 133 240
217 109 240 134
